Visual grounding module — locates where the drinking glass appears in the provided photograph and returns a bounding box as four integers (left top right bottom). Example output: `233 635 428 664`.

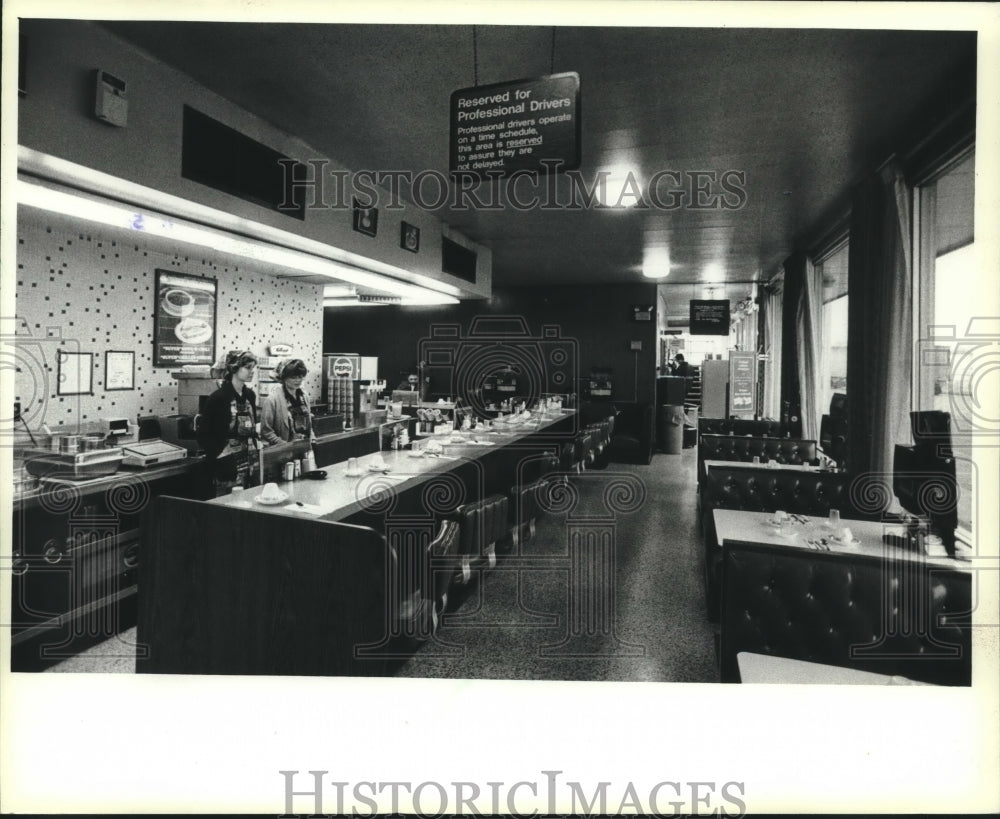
828 508 841 528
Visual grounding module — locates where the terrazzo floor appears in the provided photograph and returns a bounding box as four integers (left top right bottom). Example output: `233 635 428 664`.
41 448 718 682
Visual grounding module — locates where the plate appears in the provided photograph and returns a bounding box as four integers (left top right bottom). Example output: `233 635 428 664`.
368 465 390 473
767 517 790 527
161 288 195 317
255 493 287 505
769 527 795 538
344 470 364 477
174 317 213 344
829 535 860 546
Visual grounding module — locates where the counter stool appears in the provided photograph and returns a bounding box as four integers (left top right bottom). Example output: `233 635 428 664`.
425 519 460 634
452 493 510 583
509 477 547 551
572 430 596 474
586 419 612 469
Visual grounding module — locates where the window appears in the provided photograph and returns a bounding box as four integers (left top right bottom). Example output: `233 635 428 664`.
814 241 849 416
914 149 976 534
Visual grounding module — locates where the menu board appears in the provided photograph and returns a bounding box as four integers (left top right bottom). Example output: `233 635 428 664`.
729 350 757 418
450 72 580 178
153 270 218 367
689 299 731 335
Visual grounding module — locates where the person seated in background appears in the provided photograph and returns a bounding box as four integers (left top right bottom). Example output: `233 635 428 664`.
261 358 313 445
669 353 691 378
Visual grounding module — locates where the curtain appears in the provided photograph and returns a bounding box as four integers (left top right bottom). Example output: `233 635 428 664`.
796 258 823 441
846 159 913 477
760 281 783 419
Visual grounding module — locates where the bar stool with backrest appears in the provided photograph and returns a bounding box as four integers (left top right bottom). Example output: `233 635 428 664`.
451 493 510 587
424 518 461 634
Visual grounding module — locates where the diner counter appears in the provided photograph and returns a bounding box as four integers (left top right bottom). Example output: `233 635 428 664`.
209 410 577 522
11 416 392 510
136 408 577 677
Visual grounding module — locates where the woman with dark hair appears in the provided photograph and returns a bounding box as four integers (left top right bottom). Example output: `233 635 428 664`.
198 349 260 495
260 358 313 445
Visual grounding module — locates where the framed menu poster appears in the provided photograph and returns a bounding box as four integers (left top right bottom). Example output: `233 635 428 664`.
153 270 218 367
728 350 757 418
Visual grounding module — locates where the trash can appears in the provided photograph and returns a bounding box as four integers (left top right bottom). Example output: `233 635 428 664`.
682 405 698 449
658 404 686 454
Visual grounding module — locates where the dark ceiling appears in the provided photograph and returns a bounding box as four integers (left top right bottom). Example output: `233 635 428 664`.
100 21 975 297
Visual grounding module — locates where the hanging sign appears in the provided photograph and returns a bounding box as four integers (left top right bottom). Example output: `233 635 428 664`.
729 350 757 418
689 299 731 336
450 72 580 178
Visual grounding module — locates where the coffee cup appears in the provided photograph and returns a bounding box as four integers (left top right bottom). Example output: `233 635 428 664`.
260 482 281 501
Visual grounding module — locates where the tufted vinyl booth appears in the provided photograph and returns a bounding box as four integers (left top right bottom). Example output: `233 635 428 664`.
700 465 887 620
697 434 819 483
452 493 510 583
719 539 971 685
698 418 784 438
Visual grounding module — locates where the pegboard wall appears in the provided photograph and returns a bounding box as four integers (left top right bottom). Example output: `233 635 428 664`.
14 215 324 434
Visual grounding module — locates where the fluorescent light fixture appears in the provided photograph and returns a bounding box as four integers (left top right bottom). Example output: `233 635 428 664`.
323 284 358 299
17 177 458 305
642 246 671 278
17 146 461 305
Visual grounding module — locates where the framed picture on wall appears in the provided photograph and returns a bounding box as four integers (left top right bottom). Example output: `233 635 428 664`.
57 351 94 396
352 199 378 238
153 270 218 367
105 350 135 391
400 221 420 253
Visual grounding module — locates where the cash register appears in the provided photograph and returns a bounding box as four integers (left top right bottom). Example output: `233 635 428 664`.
121 439 188 467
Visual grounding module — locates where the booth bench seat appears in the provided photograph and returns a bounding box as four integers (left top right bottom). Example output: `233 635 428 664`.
719 539 971 686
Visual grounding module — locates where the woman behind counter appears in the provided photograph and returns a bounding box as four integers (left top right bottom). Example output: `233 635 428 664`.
260 358 313 445
198 350 260 495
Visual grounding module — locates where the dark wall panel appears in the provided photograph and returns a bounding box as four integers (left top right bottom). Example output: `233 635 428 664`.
324 284 659 406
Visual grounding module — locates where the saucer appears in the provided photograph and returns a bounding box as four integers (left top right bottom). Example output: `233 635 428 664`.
368 466 390 473
829 535 860 546
344 470 364 477
769 527 795 538
256 493 287 505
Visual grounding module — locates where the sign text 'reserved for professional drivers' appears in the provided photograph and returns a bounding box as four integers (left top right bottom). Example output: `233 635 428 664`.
450 72 580 178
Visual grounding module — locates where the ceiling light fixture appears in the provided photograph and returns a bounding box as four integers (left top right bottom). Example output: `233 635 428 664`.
641 246 671 278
